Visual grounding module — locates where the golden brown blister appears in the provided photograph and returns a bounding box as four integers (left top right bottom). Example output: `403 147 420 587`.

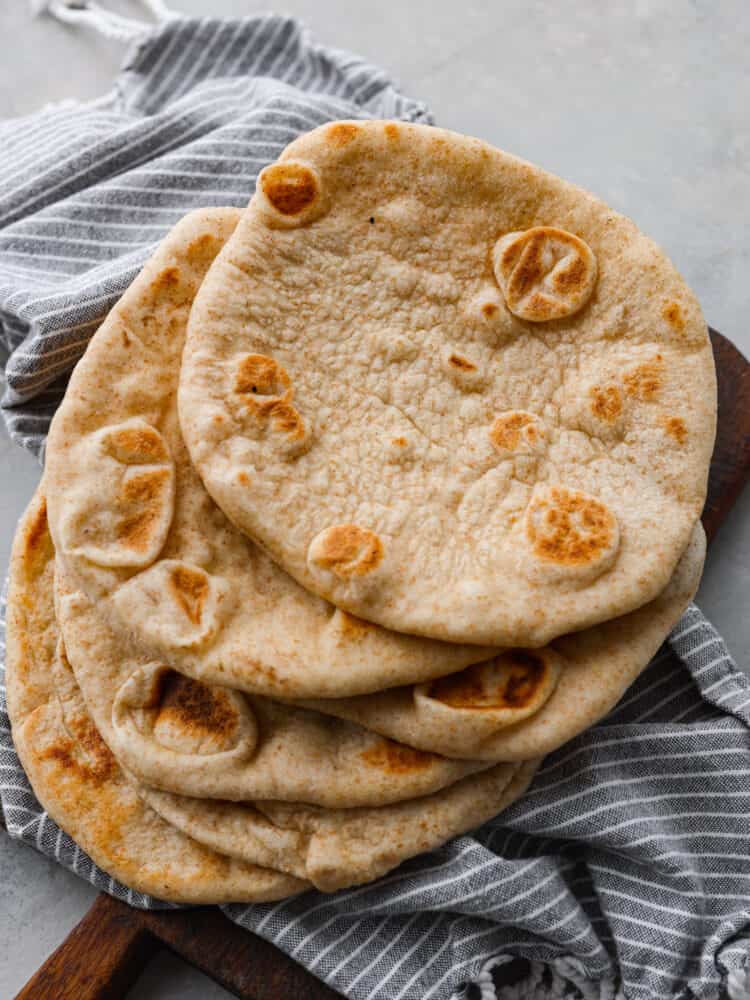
56 420 175 569
493 226 598 321
489 411 547 455
256 160 328 227
308 524 384 580
427 650 555 712
522 484 620 583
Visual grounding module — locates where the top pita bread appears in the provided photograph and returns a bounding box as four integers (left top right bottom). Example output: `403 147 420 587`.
43 209 497 699
180 120 716 646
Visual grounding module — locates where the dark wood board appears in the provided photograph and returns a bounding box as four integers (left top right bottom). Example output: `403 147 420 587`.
13 328 750 1000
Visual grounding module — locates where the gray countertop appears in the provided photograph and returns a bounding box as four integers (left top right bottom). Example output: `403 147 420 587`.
1 1 748 996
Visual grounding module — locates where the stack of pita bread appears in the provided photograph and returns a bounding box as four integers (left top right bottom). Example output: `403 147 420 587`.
6 121 716 903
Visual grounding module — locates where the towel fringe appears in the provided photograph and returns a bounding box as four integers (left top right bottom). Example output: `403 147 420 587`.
473 956 619 1000
30 0 176 42
728 969 750 1000
474 957 750 1000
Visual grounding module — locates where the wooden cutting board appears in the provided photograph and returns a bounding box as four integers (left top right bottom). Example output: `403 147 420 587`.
13 328 750 1000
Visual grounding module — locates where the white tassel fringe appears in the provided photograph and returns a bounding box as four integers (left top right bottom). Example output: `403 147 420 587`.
30 0 175 43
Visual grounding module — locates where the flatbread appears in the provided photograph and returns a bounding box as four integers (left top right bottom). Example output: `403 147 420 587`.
55 563 490 809
5 489 307 903
8 490 537 895
43 208 499 699
138 758 538 893
300 522 705 759
179 120 716 646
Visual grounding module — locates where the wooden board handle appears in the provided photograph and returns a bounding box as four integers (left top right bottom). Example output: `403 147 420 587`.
15 894 158 1000
139 906 341 999
703 329 750 542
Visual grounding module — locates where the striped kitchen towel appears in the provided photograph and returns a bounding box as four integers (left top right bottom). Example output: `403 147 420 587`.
0 5 430 457
2 9 750 1000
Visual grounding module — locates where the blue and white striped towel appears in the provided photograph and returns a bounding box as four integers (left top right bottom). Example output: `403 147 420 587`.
2 12 750 1000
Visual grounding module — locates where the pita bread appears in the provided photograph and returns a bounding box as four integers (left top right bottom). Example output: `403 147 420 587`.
299 522 705 759
9 490 537 895
5 490 307 903
179 121 715 646
136 759 538 893
55 563 490 809
43 208 499 699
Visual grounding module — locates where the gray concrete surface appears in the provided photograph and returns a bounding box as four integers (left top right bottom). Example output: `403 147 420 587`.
1 0 748 996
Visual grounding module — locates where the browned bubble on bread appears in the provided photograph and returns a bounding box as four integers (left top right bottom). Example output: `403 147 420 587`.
493 227 597 322
525 485 619 571
308 524 384 579
428 651 549 711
